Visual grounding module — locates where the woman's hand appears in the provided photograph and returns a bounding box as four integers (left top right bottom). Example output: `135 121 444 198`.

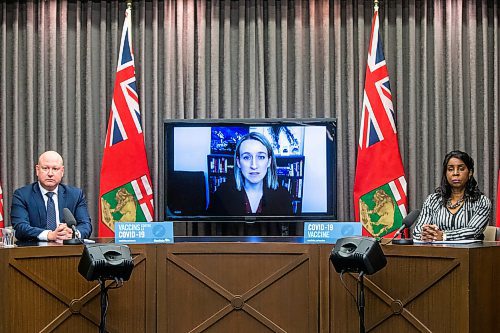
421 224 444 241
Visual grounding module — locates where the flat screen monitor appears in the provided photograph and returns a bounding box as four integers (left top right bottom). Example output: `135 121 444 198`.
163 118 337 222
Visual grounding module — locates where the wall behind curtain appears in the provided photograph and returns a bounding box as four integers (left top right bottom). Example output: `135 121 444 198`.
0 0 498 235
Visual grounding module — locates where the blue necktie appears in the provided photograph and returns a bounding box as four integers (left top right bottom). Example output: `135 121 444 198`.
46 192 57 231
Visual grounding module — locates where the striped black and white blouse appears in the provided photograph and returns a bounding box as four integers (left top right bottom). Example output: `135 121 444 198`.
412 193 492 241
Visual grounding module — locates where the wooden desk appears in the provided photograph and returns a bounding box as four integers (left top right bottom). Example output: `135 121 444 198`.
156 242 319 332
0 240 318 333
2 240 500 332
321 242 500 333
0 242 156 333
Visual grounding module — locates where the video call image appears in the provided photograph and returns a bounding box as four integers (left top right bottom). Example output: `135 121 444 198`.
164 122 336 219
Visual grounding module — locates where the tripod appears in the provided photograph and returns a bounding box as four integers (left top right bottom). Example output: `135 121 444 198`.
98 278 124 333
357 272 366 333
98 279 109 333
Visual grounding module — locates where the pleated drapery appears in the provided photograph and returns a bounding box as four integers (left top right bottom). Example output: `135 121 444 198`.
0 0 499 235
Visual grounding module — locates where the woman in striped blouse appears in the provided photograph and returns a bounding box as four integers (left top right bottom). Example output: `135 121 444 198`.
413 150 492 241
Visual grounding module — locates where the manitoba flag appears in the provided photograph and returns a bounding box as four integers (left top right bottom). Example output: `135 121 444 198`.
99 7 154 237
354 7 408 238
0 181 4 228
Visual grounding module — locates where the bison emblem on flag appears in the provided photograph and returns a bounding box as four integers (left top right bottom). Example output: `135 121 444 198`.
101 176 154 232
359 179 407 237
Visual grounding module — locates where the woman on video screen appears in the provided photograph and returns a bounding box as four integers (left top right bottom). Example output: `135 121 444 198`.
207 132 293 216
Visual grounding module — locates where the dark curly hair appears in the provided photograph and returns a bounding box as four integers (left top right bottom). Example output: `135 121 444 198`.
436 150 483 205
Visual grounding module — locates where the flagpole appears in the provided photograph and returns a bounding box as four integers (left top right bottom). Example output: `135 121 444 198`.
125 0 133 56
374 0 379 11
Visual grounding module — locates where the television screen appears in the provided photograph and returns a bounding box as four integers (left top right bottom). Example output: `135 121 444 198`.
163 118 337 222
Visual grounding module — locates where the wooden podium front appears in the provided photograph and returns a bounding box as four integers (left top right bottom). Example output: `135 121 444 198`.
156 242 319 332
321 242 500 333
2 240 500 332
0 240 319 333
0 242 156 333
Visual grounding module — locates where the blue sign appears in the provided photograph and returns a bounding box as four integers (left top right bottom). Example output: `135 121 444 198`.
115 222 174 244
303 222 362 244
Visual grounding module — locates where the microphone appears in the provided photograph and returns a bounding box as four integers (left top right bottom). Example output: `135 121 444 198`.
388 209 420 245
63 208 83 245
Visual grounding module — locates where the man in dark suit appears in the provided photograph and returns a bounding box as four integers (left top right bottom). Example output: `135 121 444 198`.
11 151 92 241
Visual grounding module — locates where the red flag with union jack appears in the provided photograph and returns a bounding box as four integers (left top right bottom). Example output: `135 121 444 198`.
0 181 4 228
98 7 154 237
354 7 408 238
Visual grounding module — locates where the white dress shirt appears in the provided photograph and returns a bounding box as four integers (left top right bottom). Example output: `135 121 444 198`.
37 183 60 241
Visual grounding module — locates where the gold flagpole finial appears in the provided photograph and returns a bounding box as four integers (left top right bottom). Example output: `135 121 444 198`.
374 0 379 10
126 0 132 10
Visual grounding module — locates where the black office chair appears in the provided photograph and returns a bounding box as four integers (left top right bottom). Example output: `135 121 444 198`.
167 171 207 216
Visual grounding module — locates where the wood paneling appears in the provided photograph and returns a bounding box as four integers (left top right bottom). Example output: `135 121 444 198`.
321 243 500 333
2 241 500 332
0 242 155 333
157 242 319 333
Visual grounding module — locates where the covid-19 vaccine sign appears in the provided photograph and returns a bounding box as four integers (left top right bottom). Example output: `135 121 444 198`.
303 222 362 243
115 222 174 244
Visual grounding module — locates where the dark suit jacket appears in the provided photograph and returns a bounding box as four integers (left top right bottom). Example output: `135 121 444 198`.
206 180 295 236
11 182 92 241
207 180 294 216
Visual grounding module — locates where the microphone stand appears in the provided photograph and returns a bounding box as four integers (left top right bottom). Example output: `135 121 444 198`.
392 229 414 245
63 225 83 245
64 238 81 245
